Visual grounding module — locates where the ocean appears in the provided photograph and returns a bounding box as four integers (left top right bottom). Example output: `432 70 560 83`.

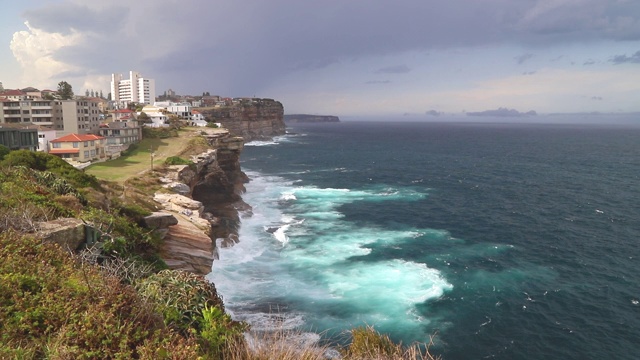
207 117 640 359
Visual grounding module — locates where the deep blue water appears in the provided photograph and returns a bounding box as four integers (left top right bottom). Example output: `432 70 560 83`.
208 119 640 359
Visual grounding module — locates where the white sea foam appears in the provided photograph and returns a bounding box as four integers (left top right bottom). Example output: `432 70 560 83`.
208 170 452 340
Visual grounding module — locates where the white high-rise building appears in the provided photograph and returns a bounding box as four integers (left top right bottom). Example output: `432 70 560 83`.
110 71 156 107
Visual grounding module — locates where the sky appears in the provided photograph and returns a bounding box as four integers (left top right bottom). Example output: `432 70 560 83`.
0 0 639 117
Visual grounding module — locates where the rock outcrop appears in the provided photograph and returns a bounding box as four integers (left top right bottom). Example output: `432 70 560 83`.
198 99 286 141
154 128 250 275
36 218 86 251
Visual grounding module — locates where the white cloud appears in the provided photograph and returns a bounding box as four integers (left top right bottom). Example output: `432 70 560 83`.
10 21 83 89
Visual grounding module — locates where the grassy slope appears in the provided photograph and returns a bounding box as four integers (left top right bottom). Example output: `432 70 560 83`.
85 129 198 182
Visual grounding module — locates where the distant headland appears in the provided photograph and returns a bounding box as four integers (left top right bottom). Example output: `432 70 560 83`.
466 108 537 117
284 114 340 123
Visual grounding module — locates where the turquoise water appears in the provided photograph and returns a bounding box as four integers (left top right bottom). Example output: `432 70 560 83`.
208 119 640 359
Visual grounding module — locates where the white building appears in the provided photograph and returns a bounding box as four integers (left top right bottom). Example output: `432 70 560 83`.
167 102 192 119
138 105 168 127
110 71 156 107
190 110 207 126
36 126 58 152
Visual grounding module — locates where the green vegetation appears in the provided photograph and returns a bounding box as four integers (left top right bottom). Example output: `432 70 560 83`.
0 136 440 359
165 156 193 166
56 80 74 100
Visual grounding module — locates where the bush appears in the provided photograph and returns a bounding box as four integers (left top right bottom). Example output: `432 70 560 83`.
342 325 439 360
0 145 9 161
80 207 156 257
143 127 178 139
0 150 99 189
135 270 228 332
165 156 193 166
0 231 201 359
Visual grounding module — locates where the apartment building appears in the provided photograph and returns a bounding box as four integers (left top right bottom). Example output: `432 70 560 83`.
0 98 101 135
110 71 156 107
60 100 101 135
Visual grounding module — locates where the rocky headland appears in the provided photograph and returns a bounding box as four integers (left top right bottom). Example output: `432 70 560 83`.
148 98 288 274
199 98 286 141
284 114 340 123
149 129 249 274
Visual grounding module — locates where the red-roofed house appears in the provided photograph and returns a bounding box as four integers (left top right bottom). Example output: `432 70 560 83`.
113 109 136 121
0 89 30 101
190 110 207 126
49 133 106 162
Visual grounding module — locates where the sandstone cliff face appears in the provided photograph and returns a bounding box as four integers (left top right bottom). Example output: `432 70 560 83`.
155 129 249 274
199 99 286 141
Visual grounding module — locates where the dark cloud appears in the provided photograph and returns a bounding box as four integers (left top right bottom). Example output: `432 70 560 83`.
374 65 411 74
23 4 128 34
583 59 596 65
591 96 603 100
522 71 537 75
515 53 534 64
365 80 391 84
18 0 640 95
610 50 640 64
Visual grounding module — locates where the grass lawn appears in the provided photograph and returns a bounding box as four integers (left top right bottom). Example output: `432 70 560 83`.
86 131 196 182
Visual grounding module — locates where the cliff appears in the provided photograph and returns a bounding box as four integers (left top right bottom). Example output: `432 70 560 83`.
284 114 340 123
199 98 286 141
155 129 249 274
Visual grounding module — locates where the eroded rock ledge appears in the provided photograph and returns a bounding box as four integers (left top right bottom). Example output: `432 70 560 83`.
152 129 249 275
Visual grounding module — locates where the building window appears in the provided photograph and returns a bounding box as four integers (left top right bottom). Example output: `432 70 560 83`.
90 140 95 146
53 142 61 148
84 141 88 147
84 151 89 158
73 142 79 148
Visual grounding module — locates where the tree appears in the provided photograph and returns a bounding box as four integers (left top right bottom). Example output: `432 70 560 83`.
100 90 104 99
0 145 9 161
91 90 95 97
85 89 90 97
137 112 151 123
57 81 74 100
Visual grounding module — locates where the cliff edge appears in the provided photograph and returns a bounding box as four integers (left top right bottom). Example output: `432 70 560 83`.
199 98 286 141
154 129 249 275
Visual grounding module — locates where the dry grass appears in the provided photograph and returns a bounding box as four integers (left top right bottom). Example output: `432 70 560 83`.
86 128 201 183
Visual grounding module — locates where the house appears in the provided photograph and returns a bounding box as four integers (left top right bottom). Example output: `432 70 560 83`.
190 110 208 126
49 133 105 162
35 126 58 152
0 89 31 101
113 108 136 121
167 102 191 119
0 123 39 151
98 120 142 157
138 105 168 127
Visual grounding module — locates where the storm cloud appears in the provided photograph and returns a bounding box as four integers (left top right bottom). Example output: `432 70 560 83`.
5 0 640 114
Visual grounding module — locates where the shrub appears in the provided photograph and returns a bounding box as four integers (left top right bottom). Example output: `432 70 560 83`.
80 207 156 257
0 231 201 359
0 150 99 189
135 270 228 332
165 156 193 166
342 325 439 360
0 144 9 161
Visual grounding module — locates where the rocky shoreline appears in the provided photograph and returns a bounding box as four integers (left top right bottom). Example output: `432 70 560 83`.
151 105 287 274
